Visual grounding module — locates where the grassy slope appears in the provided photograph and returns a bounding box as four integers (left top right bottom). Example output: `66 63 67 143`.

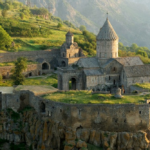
42 90 148 104
134 83 150 90
0 7 83 52
0 75 58 87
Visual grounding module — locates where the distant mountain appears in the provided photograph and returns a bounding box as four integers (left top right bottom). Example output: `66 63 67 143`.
19 0 150 48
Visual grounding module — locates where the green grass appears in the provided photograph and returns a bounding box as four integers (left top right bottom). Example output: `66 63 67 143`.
42 90 148 104
0 60 38 66
0 74 58 87
134 83 150 90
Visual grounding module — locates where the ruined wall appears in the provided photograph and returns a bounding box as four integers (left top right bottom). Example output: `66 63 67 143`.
1 90 150 150
2 91 150 132
0 64 41 78
0 49 60 63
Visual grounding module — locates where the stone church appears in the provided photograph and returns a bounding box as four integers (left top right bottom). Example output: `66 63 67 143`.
57 18 150 93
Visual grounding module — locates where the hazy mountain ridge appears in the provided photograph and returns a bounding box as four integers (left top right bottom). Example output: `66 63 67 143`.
19 0 150 48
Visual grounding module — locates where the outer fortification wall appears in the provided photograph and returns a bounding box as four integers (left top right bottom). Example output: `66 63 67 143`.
0 49 60 63
1 90 150 132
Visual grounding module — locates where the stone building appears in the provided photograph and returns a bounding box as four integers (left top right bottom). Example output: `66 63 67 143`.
57 18 150 93
0 31 84 78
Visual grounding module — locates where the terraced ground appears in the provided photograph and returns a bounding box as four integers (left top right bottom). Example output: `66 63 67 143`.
42 90 149 104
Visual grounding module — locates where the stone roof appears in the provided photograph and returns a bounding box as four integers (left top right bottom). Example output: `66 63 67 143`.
115 57 143 66
97 18 118 41
66 31 73 36
124 65 150 77
61 42 78 50
84 69 102 76
77 57 99 68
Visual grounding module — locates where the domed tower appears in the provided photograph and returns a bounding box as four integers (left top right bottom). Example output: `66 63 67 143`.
66 31 74 45
96 18 119 59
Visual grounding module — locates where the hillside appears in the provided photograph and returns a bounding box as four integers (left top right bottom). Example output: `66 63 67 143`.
0 1 84 52
18 0 150 48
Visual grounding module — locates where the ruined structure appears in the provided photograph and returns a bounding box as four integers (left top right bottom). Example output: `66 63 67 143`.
0 32 84 78
57 18 150 93
0 90 150 149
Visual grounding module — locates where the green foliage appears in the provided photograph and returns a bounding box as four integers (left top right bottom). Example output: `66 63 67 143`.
57 22 63 28
79 25 86 31
10 143 31 150
75 30 96 56
0 25 12 50
119 42 150 64
30 7 48 16
1 9 7 17
136 50 148 57
87 144 102 150
63 20 76 29
0 139 9 147
135 83 150 90
20 12 24 20
19 106 34 114
11 57 27 85
7 108 20 122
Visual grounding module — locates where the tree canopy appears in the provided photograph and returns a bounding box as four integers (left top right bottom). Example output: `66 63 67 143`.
79 25 86 31
11 57 27 85
0 25 12 50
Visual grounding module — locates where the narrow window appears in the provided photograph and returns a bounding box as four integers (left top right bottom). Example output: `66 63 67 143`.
139 111 141 114
109 76 110 80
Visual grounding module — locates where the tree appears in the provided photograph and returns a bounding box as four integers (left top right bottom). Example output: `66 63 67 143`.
20 12 24 19
57 23 62 28
131 43 138 51
1 9 7 17
79 25 86 31
11 57 27 85
0 25 12 50
136 50 148 58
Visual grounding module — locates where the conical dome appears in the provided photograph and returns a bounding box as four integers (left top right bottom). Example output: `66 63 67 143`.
97 19 118 41
66 31 73 36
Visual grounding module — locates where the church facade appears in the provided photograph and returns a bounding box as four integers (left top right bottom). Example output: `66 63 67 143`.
57 18 150 93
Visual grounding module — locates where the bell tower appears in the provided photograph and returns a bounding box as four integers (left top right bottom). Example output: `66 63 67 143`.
66 31 74 45
96 17 119 59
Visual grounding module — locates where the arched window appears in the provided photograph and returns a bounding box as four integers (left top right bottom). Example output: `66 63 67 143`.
40 102 45 113
69 78 76 90
42 63 50 70
62 61 66 67
63 53 65 57
29 72 32 76
113 67 116 72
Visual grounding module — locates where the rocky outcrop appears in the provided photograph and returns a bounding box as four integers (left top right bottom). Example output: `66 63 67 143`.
0 109 150 150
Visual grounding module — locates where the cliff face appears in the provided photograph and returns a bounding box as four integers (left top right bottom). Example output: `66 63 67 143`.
0 109 150 150
19 0 150 48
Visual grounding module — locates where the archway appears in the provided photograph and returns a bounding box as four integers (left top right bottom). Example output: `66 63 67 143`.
42 63 49 70
29 72 32 76
114 80 116 85
62 61 66 67
40 102 45 113
69 78 76 90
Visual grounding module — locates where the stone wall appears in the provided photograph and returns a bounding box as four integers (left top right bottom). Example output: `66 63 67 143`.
2 90 150 132
0 64 42 78
96 40 118 58
0 49 60 63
